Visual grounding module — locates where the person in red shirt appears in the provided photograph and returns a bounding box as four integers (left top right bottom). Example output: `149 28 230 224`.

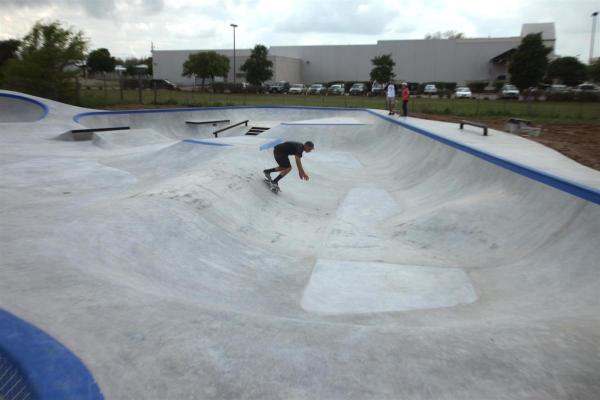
401 82 410 117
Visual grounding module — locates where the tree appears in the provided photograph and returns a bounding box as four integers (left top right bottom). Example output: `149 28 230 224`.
0 39 20 67
123 57 153 76
0 39 20 85
588 60 600 83
546 56 587 86
1 21 87 100
424 31 465 39
182 51 230 87
370 54 395 83
240 44 273 86
87 48 116 74
508 33 552 90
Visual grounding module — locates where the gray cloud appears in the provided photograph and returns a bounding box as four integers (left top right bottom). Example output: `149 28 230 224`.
77 0 117 19
140 0 164 15
0 0 163 19
274 0 397 35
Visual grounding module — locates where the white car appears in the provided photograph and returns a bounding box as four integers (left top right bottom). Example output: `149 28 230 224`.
455 87 472 99
500 84 520 99
288 84 306 94
424 84 437 95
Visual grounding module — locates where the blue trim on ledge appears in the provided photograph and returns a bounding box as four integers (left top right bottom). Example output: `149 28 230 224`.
72 105 600 205
280 122 367 126
72 105 357 123
0 93 49 121
182 139 232 146
366 110 600 206
0 309 103 400
260 138 283 151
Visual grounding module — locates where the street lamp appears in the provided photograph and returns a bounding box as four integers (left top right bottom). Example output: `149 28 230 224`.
591 12 599 64
114 65 126 101
230 23 238 86
135 64 148 104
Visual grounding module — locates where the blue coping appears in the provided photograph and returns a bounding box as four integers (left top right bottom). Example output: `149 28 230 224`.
0 309 103 400
0 93 49 121
72 106 600 205
366 110 600 206
260 138 283 151
280 122 367 126
182 139 233 146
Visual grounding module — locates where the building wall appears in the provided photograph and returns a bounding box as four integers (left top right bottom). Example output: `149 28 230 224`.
152 23 555 87
152 50 301 85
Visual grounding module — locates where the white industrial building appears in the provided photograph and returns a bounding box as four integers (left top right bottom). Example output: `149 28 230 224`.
152 23 555 86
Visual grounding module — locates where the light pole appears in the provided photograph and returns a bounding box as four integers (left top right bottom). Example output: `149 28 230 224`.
591 11 599 64
135 64 148 104
115 65 126 101
230 23 238 86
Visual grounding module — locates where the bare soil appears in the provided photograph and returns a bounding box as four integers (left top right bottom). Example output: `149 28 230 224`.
411 113 600 171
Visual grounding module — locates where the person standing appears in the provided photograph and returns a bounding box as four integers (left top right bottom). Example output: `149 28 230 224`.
401 82 410 117
384 80 396 115
263 141 314 190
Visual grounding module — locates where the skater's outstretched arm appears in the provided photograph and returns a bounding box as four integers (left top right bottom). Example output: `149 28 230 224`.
295 155 309 181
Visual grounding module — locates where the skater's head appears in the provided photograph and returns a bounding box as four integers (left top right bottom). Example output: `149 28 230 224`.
402 82 407 87
304 141 314 153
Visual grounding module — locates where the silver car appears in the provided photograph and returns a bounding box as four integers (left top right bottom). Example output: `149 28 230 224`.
307 83 326 95
500 84 520 99
288 84 306 94
455 87 472 99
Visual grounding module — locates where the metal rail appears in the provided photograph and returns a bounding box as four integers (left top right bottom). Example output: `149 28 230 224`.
185 119 230 125
212 120 249 138
459 120 488 136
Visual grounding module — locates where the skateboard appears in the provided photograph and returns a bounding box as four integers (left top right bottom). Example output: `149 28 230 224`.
263 178 280 194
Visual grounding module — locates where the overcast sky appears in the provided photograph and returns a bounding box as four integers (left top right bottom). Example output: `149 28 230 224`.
1 0 599 62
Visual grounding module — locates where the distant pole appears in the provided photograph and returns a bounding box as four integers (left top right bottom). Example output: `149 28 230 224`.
591 12 599 64
230 23 238 85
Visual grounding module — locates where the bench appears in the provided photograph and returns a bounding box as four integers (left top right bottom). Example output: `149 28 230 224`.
505 118 541 136
185 119 230 126
459 120 488 136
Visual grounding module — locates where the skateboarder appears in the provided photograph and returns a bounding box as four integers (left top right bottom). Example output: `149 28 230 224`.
263 141 314 190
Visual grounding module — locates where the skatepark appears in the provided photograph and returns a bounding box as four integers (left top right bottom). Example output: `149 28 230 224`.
1 89 599 399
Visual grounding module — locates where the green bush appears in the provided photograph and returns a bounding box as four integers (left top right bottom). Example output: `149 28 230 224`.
546 91 575 102
574 92 599 102
467 81 487 93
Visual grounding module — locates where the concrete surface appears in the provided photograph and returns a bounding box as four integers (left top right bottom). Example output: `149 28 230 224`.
1 90 599 399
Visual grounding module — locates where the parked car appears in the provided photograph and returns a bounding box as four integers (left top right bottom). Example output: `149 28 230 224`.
500 84 520 99
548 84 571 93
454 86 472 99
327 83 345 95
575 82 600 94
307 83 327 95
288 83 306 94
423 84 437 95
149 79 179 90
369 82 384 96
349 82 367 96
269 81 290 93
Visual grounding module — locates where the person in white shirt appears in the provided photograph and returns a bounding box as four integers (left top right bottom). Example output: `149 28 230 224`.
385 80 396 115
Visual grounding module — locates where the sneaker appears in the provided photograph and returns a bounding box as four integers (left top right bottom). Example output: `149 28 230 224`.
263 170 271 181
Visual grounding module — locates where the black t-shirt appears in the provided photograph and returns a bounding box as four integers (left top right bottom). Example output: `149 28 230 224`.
274 141 304 158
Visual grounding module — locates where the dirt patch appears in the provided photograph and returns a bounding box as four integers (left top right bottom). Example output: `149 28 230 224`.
410 113 600 171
